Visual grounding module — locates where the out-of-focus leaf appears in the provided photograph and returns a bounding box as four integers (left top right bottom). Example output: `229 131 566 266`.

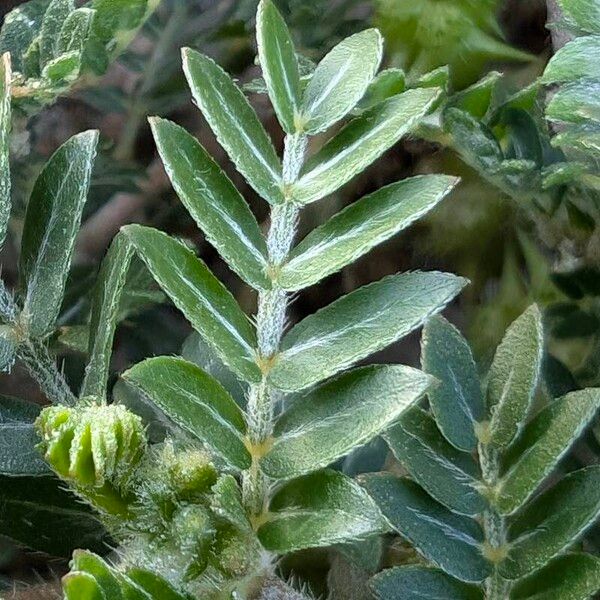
0 54 11 248
39 0 73 66
270 271 466 392
183 48 284 204
261 365 433 479
258 470 388 553
358 68 406 111
20 131 98 339
123 357 250 470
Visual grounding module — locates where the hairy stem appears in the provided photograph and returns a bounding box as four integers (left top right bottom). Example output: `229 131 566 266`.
243 133 307 516
479 443 510 600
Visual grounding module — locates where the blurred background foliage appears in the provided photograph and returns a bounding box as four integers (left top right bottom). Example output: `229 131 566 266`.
3 0 600 597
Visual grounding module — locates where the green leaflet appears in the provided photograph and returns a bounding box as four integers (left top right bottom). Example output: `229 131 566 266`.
510 553 600 600
421 316 485 451
256 0 300 133
269 271 467 392
63 572 105 600
57 8 95 56
546 81 600 124
279 175 458 291
487 305 543 448
71 551 123 600
358 68 406 112
558 0 600 33
0 54 10 249
210 474 252 533
447 72 500 120
182 48 284 204
542 36 600 84
385 407 486 516
363 475 490 584
42 50 81 82
0 475 108 556
122 225 261 384
258 470 388 553
496 389 600 515
123 357 251 470
39 0 73 66
150 117 270 289
0 395 48 476
20 130 98 339
501 467 600 580
299 29 383 134
293 88 440 205
370 566 484 600
91 0 148 42
261 365 433 479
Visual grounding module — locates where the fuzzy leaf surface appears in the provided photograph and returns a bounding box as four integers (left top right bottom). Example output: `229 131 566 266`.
557 0 600 33
183 48 284 204
363 474 490 583
300 29 382 134
150 118 269 289
280 176 458 290
39 0 73 66
487 305 543 448
294 89 440 204
542 37 600 83
501 467 600 579
385 407 486 516
20 130 98 339
371 566 484 600
258 469 388 553
270 271 467 392
496 389 600 514
123 357 251 470
262 365 433 479
256 0 300 133
122 225 261 383
421 316 485 451
0 54 11 247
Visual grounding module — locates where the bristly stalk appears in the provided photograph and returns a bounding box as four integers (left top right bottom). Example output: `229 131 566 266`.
243 132 308 516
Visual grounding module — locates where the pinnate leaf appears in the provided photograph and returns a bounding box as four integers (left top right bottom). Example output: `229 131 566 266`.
293 89 440 204
150 117 270 289
280 175 458 291
261 365 433 479
421 316 485 451
258 470 388 553
123 357 251 470
488 304 543 448
256 0 300 133
270 271 467 392
20 130 98 339
363 474 490 583
183 48 284 204
299 29 383 134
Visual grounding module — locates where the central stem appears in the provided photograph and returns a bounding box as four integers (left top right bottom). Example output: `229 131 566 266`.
479 443 510 600
243 133 307 516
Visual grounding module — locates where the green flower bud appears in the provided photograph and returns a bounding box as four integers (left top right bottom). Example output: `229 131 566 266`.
36 402 147 506
166 447 218 500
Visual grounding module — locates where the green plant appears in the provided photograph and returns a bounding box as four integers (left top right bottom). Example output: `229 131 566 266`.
366 306 600 599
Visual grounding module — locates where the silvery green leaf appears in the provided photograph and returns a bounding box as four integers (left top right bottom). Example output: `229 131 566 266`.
57 8 94 56
557 0 600 34
0 395 48 476
279 175 458 291
183 48 284 204
510 553 600 600
20 130 98 339
258 469 388 553
293 89 440 205
270 271 467 392
124 357 251 470
358 68 406 112
41 49 81 82
546 81 600 124
496 389 600 515
542 36 600 84
421 316 485 451
150 117 270 289
90 0 147 42
385 407 486 516
122 225 261 384
299 29 383 134
487 305 543 448
363 474 490 583
39 0 73 66
261 365 433 479
210 474 252 533
371 566 484 600
501 467 600 580
256 0 300 133
0 54 10 248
